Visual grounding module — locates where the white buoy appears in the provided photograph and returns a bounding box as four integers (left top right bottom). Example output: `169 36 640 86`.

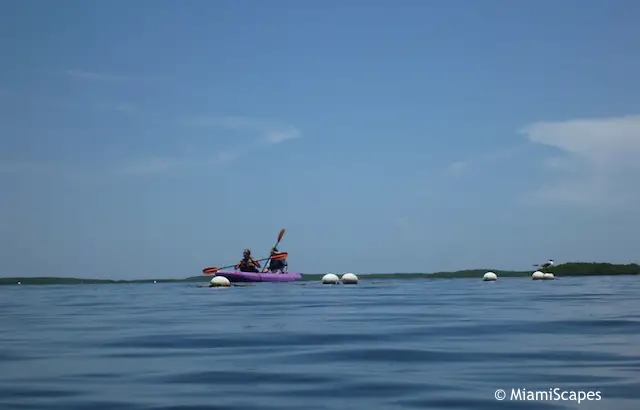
341 273 359 284
543 272 555 280
153 280 157 284
532 271 544 280
322 273 339 284
17 281 21 285
482 272 497 281
210 276 231 287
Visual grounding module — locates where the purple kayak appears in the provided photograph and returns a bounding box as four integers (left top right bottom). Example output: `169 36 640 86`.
214 271 302 283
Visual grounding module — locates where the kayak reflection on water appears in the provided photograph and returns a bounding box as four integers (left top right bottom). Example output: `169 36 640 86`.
235 248 262 273
265 247 288 274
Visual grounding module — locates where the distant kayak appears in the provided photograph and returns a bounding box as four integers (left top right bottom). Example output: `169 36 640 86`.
213 271 302 283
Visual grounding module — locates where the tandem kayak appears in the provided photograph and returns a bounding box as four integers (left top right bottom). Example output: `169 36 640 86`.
214 271 302 283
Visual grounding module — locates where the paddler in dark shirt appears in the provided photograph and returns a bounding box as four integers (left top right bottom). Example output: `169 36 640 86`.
265 247 288 273
235 248 261 272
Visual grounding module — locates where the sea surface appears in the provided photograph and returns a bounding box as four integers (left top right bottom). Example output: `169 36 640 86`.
1 275 639 410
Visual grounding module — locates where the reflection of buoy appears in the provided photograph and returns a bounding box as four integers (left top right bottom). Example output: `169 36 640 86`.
341 273 359 284
210 276 231 287
322 273 339 284
543 272 555 280
532 271 544 280
482 272 497 281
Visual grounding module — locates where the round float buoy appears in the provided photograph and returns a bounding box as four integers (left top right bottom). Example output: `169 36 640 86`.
322 273 339 284
341 273 359 284
532 271 544 280
482 271 497 281
210 276 231 287
153 280 157 284
17 281 21 285
542 272 555 280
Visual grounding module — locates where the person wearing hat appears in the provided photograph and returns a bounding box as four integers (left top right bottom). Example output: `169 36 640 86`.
264 247 288 273
235 248 262 272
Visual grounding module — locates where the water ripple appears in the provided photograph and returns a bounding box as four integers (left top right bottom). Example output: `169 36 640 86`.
1 275 639 410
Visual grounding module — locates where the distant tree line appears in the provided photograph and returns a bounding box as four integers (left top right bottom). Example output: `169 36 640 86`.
2 262 639 285
547 262 640 276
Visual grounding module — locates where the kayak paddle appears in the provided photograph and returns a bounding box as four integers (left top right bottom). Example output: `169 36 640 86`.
262 228 286 272
202 253 288 275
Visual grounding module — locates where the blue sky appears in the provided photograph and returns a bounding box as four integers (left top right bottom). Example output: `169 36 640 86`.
2 1 640 279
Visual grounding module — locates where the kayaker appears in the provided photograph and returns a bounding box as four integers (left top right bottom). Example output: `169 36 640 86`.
266 247 288 273
235 248 261 272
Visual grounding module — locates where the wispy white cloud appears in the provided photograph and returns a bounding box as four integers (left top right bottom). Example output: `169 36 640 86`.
111 145 262 176
263 125 301 144
53 68 198 94
114 103 137 113
212 148 247 165
2 114 301 179
445 160 467 175
444 145 525 176
520 114 640 207
186 115 302 146
111 147 253 176
183 115 302 165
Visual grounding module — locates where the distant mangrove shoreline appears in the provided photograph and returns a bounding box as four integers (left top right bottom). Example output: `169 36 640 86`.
1 262 639 286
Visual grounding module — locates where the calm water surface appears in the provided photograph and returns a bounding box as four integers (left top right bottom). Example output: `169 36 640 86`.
2 276 639 410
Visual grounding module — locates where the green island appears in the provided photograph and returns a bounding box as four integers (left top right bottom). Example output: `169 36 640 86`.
1 262 639 285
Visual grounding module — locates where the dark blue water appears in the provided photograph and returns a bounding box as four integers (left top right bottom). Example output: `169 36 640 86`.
2 275 639 410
